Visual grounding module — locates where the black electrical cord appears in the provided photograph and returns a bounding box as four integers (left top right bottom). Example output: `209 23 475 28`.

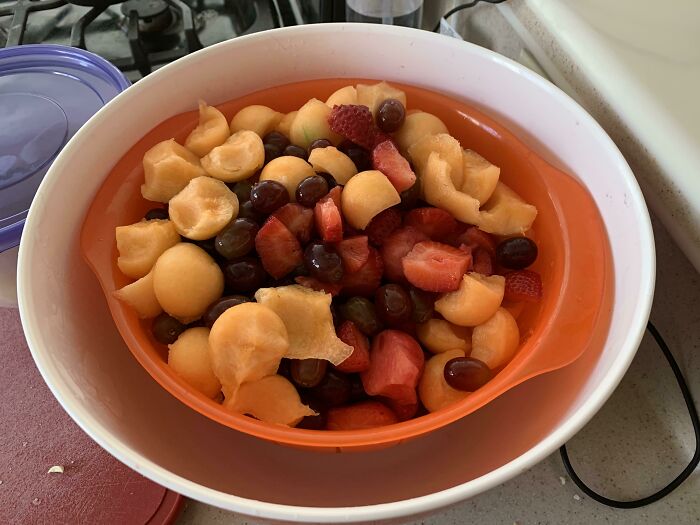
560 321 700 508
433 0 508 33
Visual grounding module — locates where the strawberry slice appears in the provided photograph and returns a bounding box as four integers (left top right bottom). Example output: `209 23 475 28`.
472 248 493 276
361 329 424 406
365 207 402 246
314 188 343 243
380 226 429 282
335 236 370 273
341 246 384 297
402 241 471 292
336 320 371 373
326 401 398 430
404 207 457 240
272 203 314 244
254 216 303 279
383 398 418 422
294 276 343 296
504 270 543 302
371 140 416 193
327 185 342 208
327 104 376 150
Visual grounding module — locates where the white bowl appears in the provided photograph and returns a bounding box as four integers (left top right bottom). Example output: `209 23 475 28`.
18 24 654 523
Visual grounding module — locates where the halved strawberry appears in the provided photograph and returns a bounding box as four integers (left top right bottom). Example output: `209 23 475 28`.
472 248 493 276
365 208 402 246
294 276 343 296
254 216 303 279
314 189 343 243
371 140 416 193
404 207 457 240
361 329 424 406
335 235 370 273
504 270 543 302
272 203 314 244
327 104 376 150
327 185 342 208
341 246 384 297
336 320 371 373
380 226 429 282
326 401 398 430
402 241 471 292
383 398 418 422
459 226 497 256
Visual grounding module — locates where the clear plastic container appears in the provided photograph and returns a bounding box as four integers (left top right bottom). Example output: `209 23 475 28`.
346 0 423 27
0 44 129 307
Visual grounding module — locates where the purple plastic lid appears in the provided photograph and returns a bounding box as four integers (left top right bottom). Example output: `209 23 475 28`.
0 44 130 252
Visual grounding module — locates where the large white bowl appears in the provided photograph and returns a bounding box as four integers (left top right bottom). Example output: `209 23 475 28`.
18 24 654 523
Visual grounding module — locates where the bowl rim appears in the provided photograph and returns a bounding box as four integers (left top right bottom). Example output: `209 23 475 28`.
17 23 655 522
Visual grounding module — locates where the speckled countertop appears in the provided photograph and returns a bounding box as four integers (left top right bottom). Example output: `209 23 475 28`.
178 3 700 523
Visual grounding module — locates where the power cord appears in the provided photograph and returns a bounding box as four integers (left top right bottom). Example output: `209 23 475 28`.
560 321 699 508
433 0 508 33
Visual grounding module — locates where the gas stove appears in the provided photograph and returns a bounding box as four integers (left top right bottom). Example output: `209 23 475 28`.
0 0 298 82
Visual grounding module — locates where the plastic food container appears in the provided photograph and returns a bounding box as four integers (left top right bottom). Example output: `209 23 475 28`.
0 45 129 306
18 25 654 523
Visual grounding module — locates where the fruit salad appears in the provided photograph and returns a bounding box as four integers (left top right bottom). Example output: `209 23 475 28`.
112 81 543 430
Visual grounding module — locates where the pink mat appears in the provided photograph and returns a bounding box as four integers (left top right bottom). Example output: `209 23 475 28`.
0 308 183 524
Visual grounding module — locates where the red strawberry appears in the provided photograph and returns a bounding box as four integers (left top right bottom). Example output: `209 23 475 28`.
504 270 543 302
371 140 416 193
361 330 424 406
341 246 384 297
327 104 376 150
402 241 471 292
326 401 398 430
472 248 493 276
404 207 457 240
327 185 342 208
314 190 343 243
462 226 497 256
336 320 371 373
272 203 314 244
365 208 402 246
380 226 429 282
335 236 370 273
294 276 343 296
255 216 303 279
383 398 418 422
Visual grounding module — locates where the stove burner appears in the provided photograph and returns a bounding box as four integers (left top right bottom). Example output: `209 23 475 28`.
67 0 121 6
121 0 173 35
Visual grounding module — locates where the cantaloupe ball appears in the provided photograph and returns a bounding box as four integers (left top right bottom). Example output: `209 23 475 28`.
416 318 471 354
434 272 505 327
184 101 230 157
141 139 205 203
168 327 221 399
230 105 283 138
116 219 180 279
112 270 162 319
470 307 520 369
201 130 264 183
393 111 448 154
152 243 224 322
259 156 316 200
418 349 470 413
341 170 401 229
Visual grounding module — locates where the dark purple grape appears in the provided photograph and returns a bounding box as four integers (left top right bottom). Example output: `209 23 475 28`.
283 144 307 159
250 180 289 214
376 98 406 133
237 200 266 223
444 357 493 391
304 242 343 283
495 237 538 269
144 207 168 221
203 295 250 328
264 143 283 164
291 263 310 278
151 313 186 345
375 284 413 325
215 218 259 260
295 175 329 208
263 131 290 150
399 182 421 210
409 288 434 323
290 359 328 388
318 172 338 190
308 138 332 154
223 257 267 293
295 395 326 430
308 370 352 408
339 297 382 336
183 236 217 256
277 358 292 379
347 374 368 402
230 180 254 203
338 140 370 172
